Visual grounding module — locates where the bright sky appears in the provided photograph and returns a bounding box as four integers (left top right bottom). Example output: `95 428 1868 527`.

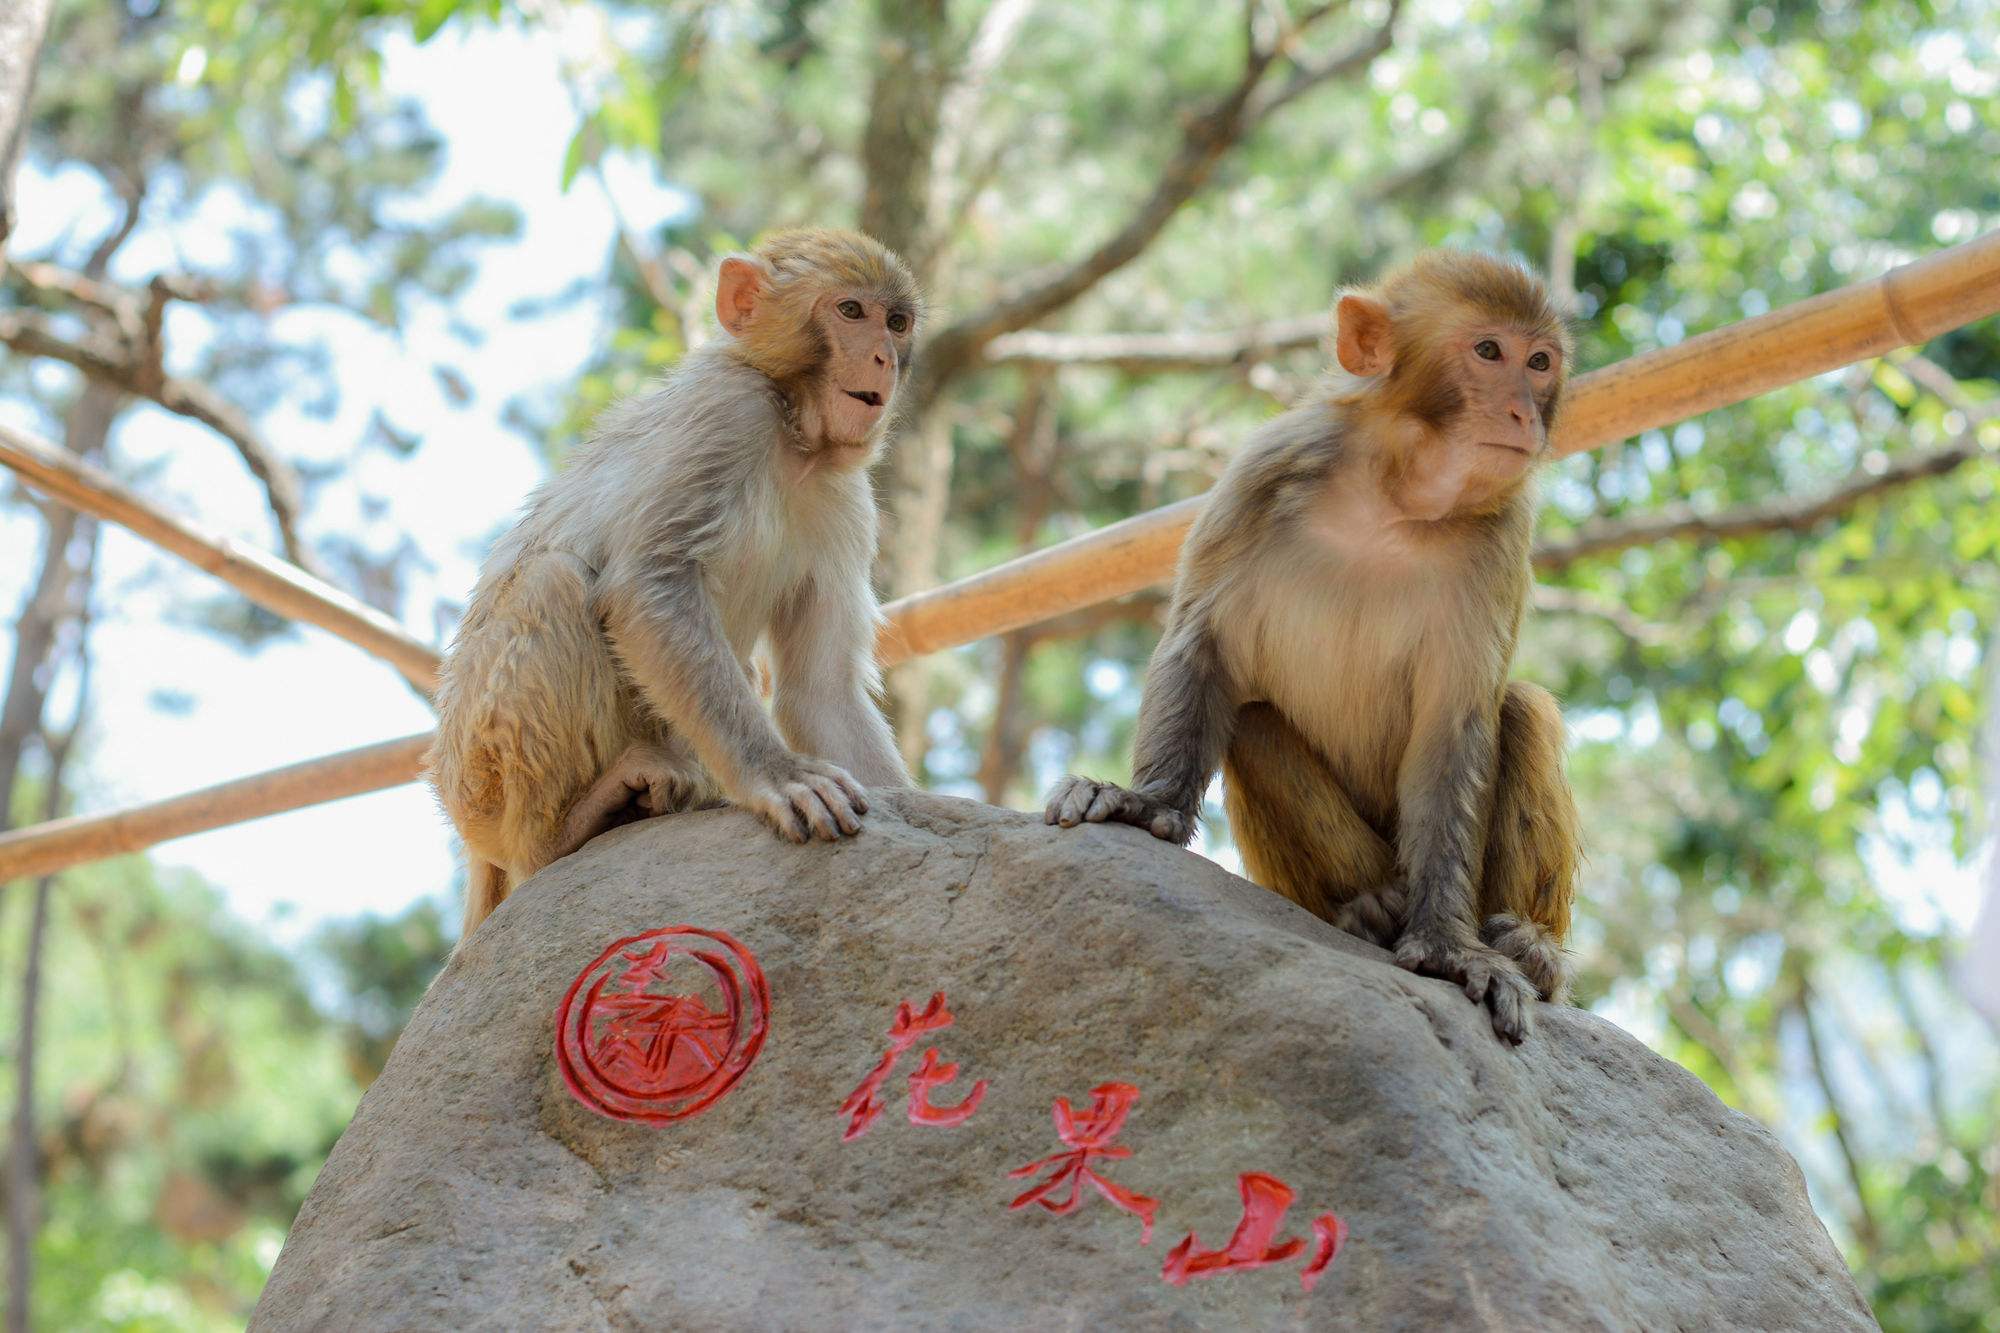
0 16 1993 972
1 21 690 944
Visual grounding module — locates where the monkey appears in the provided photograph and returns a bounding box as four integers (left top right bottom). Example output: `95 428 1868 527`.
1045 250 1582 1044
429 228 921 938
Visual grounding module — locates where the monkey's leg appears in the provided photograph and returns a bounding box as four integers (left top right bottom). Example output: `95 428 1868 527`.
1477 682 1581 1001
1222 704 1403 941
434 551 644 934
549 738 709 863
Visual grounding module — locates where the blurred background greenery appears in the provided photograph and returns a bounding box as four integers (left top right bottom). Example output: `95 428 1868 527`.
2 0 1997 1328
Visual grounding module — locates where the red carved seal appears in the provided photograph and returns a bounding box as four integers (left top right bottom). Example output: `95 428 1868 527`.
554 926 770 1124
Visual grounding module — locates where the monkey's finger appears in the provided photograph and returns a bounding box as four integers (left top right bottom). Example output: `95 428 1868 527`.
790 784 845 841
757 792 810 843
830 770 870 815
1459 958 1492 1005
1082 786 1132 825
1051 780 1096 827
807 776 864 836
1487 977 1533 1044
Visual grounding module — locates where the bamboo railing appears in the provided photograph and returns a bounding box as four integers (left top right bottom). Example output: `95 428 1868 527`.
1 229 1997 883
0 423 442 692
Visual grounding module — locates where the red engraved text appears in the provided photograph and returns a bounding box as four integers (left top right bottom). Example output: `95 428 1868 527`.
1008 1082 1158 1243
554 926 769 1125
1299 1211 1349 1293
840 992 987 1140
1161 1172 1308 1286
906 1047 988 1128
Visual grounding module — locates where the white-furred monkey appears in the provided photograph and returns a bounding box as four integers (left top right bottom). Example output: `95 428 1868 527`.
1046 251 1582 1044
431 229 920 937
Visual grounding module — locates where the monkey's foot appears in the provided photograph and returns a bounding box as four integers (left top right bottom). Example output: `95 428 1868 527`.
1392 927 1537 1045
1333 882 1409 947
741 757 868 843
1480 913 1571 1003
552 745 705 862
1042 776 1191 844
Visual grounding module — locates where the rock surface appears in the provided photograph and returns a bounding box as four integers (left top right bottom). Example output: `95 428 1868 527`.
255 792 1874 1330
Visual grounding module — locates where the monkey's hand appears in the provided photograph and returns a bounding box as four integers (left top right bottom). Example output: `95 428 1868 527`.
739 756 869 843
1392 926 1537 1045
1042 776 1192 844
552 743 704 862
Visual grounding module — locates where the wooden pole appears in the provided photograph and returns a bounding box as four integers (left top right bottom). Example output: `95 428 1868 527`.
0 734 432 882
3 230 1998 882
0 422 442 693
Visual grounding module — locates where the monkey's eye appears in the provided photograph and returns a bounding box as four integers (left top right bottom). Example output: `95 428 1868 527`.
1474 339 1502 361
836 299 865 320
1527 350 1552 372
886 311 910 334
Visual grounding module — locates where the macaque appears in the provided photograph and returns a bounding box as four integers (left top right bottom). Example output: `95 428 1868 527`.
431 229 920 937
1046 251 1582 1043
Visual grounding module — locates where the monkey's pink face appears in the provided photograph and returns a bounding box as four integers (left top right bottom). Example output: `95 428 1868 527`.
1450 324 1563 477
815 292 915 451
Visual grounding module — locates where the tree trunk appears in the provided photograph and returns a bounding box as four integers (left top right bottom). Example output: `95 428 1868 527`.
0 384 116 817
0 0 55 258
859 0 954 773
5 874 54 1333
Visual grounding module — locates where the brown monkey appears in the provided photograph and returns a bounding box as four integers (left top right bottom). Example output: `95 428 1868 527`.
1045 250 1581 1043
431 229 920 937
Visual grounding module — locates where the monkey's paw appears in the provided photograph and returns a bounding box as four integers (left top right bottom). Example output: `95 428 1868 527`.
1042 776 1191 844
1333 882 1409 947
553 745 704 861
1392 928 1537 1045
742 757 869 843
1480 912 1572 1003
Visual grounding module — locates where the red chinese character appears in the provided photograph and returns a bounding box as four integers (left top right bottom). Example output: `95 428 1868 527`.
906 1047 988 1128
1161 1172 1307 1286
1008 1082 1158 1243
1299 1212 1348 1293
839 992 986 1140
554 926 769 1125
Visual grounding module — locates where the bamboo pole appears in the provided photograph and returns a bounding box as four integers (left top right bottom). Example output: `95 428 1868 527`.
0 734 432 883
4 229 1999 883
0 423 442 693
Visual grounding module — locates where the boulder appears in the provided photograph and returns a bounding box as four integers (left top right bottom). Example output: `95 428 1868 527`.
254 792 1874 1330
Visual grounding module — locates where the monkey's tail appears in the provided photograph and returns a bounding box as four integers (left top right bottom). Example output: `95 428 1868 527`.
462 859 510 939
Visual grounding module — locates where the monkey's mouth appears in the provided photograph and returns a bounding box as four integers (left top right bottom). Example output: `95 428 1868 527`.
844 390 885 408
1479 441 1531 456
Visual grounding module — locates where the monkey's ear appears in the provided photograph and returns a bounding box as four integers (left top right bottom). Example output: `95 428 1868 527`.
1335 294 1394 377
716 256 768 337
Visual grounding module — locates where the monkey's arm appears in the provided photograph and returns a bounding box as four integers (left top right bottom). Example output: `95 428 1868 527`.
771 573 908 787
599 561 868 843
1045 601 1236 844
1390 694 1537 1042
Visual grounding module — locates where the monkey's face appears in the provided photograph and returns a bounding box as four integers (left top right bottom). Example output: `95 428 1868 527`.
812 291 915 454
1449 322 1563 472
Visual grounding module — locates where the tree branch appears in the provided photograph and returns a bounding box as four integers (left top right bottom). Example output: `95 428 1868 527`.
983 312 1326 372
1534 431 1991 573
917 0 1397 395
1530 584 1666 646
1793 978 1883 1253
1245 0 1403 121
0 307 320 574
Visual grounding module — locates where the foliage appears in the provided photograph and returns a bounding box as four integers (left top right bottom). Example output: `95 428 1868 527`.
0 859 363 1331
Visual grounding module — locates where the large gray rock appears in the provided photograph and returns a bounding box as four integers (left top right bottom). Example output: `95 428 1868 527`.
255 792 1873 1330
